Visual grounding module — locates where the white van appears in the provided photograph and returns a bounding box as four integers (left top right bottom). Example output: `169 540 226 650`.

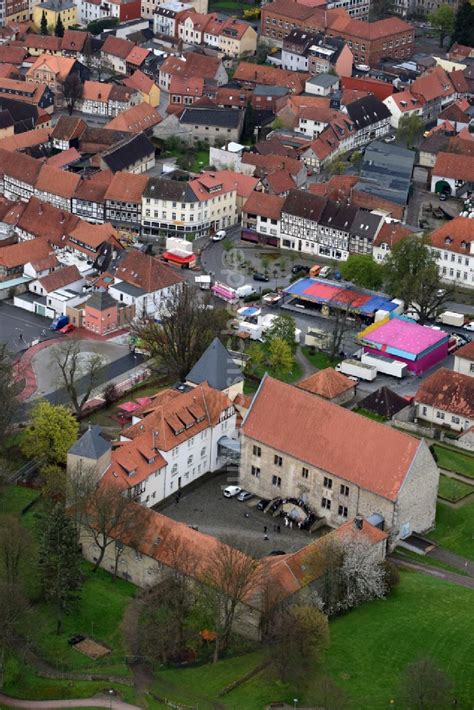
236 284 257 298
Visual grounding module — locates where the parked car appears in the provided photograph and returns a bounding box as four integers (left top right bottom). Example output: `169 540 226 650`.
383 134 396 143
256 498 270 511
462 322 474 332
292 264 310 274
319 266 332 278
223 485 241 498
237 490 254 502
49 315 69 331
211 230 226 241
253 272 269 282
59 323 74 334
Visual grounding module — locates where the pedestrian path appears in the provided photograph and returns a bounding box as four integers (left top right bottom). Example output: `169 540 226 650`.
394 558 474 590
0 694 140 710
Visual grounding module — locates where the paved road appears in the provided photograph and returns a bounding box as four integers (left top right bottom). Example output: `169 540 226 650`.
0 302 61 354
0 694 140 710
394 558 474 590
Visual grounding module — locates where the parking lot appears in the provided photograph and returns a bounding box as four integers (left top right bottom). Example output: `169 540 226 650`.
158 470 319 558
0 302 61 353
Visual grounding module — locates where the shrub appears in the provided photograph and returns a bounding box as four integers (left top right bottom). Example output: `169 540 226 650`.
382 560 400 592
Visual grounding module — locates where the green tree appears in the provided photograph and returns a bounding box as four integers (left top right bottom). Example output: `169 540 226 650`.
396 113 425 148
63 72 83 115
54 13 65 37
271 116 284 130
327 158 346 176
429 4 455 47
267 337 295 374
246 341 265 374
21 401 79 466
38 503 82 634
40 463 67 504
400 657 452 709
452 0 474 46
383 234 452 323
350 150 363 170
40 10 48 35
369 0 394 20
340 254 384 290
265 314 297 352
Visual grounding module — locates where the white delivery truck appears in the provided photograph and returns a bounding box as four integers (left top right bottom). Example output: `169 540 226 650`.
436 311 465 327
236 284 257 299
237 321 263 340
336 358 377 381
361 352 407 379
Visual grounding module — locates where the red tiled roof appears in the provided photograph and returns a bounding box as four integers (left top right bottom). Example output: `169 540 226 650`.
0 147 42 184
122 69 154 95
67 221 119 250
16 196 79 242
416 368 474 419
265 170 295 194
61 29 88 52
298 367 355 399
411 66 455 103
24 34 61 51
105 102 162 133
432 151 474 181
126 45 150 67
46 147 81 168
38 264 81 292
456 341 474 362
52 115 87 142
104 172 148 203
81 80 112 102
0 237 52 269
242 375 421 501
123 382 233 451
102 35 135 59
373 222 411 248
0 126 51 152
0 45 27 64
429 216 474 254
114 250 183 294
36 164 81 199
234 62 308 93
341 76 394 102
27 54 76 82
243 191 284 220
74 170 114 202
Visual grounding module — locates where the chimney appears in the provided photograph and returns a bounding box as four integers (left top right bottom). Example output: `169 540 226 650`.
354 515 363 531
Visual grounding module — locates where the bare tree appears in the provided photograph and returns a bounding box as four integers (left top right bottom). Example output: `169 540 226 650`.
327 291 357 360
202 540 261 662
63 73 83 115
0 344 22 448
131 283 228 381
80 482 146 574
0 581 30 658
52 339 105 418
123 535 200 664
400 657 452 709
0 515 33 588
266 604 329 686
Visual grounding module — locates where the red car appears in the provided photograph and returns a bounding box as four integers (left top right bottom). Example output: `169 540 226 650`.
59 323 74 334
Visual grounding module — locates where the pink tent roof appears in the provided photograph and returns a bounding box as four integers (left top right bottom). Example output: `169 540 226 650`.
117 401 141 413
135 396 152 406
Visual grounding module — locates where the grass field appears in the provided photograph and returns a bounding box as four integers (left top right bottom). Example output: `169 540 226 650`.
430 500 474 560
0 484 39 515
353 407 386 423
432 444 474 479
190 149 209 172
150 571 474 709
301 346 340 370
438 474 474 502
29 565 136 674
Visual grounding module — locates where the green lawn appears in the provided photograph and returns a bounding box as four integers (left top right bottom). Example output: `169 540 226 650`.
0 485 39 515
151 572 474 709
191 149 209 172
251 360 303 385
431 444 474 479
29 564 136 674
301 346 340 370
353 407 386 423
430 500 474 560
438 474 474 502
